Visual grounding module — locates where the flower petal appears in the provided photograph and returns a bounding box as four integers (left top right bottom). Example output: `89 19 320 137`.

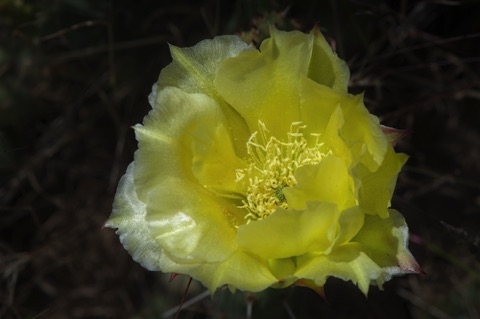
131 87 246 263
307 27 350 93
334 206 365 245
215 28 313 138
105 163 163 271
295 210 418 294
153 36 252 156
145 176 239 263
134 86 241 203
237 202 338 259
283 155 356 211
352 209 420 275
190 112 247 198
358 146 408 217
295 243 384 295
312 89 388 171
159 249 278 293
158 35 250 97
340 93 388 171
134 87 217 201
297 77 349 135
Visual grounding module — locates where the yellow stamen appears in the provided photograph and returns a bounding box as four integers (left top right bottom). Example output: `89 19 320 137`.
236 121 329 222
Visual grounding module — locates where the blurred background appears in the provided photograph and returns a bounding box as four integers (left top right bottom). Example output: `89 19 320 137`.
1 0 479 318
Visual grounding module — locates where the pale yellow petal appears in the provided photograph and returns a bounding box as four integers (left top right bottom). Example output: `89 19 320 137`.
105 163 163 271
133 86 242 204
158 35 250 97
190 113 247 197
129 87 246 264
145 176 240 263
152 36 252 156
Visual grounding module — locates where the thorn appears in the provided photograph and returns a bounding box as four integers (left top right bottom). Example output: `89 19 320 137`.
169 273 179 283
174 277 192 319
245 293 255 319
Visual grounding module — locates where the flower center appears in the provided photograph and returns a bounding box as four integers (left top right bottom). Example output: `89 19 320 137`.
236 121 329 222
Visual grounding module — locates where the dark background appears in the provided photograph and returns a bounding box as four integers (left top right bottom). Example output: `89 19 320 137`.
1 0 479 318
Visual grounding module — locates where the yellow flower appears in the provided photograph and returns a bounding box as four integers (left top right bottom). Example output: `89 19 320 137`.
106 28 420 294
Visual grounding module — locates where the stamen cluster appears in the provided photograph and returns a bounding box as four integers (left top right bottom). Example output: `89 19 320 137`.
236 121 329 221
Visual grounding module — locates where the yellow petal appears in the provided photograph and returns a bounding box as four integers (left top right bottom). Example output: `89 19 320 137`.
134 87 218 202
352 209 420 275
268 258 297 285
358 146 408 217
134 86 243 204
145 176 239 263
105 163 163 271
158 35 250 97
324 105 351 164
295 243 384 295
190 111 247 197
131 87 245 263
295 209 419 295
340 93 388 171
215 28 313 138
334 206 365 245
283 155 356 211
297 77 349 135
237 202 338 259
304 88 387 172
308 27 350 93
159 249 278 293
153 36 252 156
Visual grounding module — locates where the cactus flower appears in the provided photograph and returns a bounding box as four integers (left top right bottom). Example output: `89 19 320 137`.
106 27 420 294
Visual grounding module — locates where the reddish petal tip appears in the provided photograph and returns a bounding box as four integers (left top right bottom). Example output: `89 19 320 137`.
381 125 411 146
